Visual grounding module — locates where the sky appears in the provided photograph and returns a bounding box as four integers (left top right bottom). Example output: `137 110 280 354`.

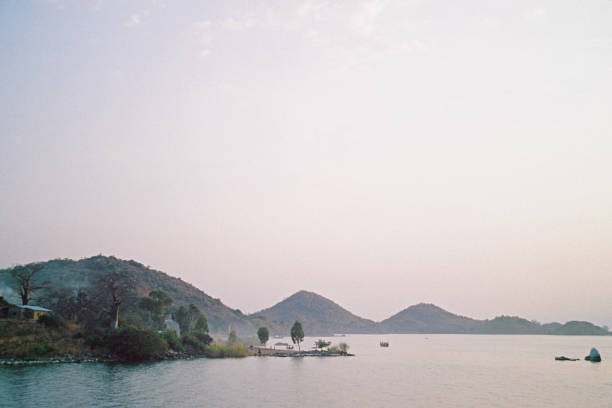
1 0 611 326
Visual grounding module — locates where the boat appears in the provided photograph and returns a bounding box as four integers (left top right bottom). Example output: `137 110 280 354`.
379 341 389 347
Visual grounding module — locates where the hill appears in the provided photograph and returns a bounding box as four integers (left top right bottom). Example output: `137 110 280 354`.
379 303 480 333
253 290 379 335
0 256 280 336
1 256 609 336
380 306 611 335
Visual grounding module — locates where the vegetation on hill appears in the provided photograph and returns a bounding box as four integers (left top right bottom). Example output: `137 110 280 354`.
0 255 282 336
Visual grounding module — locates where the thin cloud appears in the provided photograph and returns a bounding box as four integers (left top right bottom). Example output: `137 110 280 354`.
350 0 388 36
125 14 142 28
221 17 256 31
193 20 213 58
523 7 548 23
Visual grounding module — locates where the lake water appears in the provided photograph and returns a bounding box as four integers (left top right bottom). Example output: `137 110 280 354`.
2 334 612 407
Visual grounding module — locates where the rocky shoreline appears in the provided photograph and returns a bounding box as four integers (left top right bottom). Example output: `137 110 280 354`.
0 349 354 365
0 356 106 366
0 351 207 366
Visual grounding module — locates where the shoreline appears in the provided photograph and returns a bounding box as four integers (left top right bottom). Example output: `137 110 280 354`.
247 346 353 357
0 348 354 366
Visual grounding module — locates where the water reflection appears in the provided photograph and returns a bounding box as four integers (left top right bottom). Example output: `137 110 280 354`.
1 335 612 408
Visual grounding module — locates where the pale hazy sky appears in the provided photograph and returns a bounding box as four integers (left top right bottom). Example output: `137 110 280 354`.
1 0 611 326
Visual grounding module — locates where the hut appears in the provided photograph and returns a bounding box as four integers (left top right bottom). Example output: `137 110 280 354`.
6 304 51 320
274 342 293 350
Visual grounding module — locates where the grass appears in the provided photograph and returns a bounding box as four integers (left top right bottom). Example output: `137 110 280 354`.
0 319 89 359
206 342 248 358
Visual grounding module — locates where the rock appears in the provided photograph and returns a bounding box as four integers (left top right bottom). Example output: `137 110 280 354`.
555 356 579 361
585 347 601 362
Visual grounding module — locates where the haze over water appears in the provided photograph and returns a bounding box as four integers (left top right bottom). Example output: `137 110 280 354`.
2 334 612 408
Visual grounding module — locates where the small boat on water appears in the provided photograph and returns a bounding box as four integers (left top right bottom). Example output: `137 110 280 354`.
379 341 389 347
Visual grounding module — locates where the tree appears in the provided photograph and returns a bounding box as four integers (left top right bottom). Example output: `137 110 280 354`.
106 327 168 362
228 330 237 345
194 315 208 333
40 287 103 328
257 327 269 346
176 305 189 333
9 263 47 305
139 290 173 330
175 304 208 334
92 261 136 329
338 342 349 354
315 339 331 351
291 321 304 351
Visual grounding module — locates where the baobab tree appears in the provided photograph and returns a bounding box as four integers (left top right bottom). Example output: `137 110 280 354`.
92 260 135 329
9 263 47 305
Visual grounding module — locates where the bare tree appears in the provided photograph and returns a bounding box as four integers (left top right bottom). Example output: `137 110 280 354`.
92 260 136 329
9 263 47 305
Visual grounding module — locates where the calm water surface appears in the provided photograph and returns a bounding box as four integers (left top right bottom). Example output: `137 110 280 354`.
2 334 611 407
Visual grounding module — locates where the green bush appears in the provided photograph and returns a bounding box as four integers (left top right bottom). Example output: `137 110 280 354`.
105 327 168 362
160 330 184 352
192 331 212 346
181 333 208 355
29 342 57 356
206 342 248 358
38 314 66 329
85 334 104 349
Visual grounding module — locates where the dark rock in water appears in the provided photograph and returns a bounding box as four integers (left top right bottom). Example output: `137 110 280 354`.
555 356 579 361
584 347 601 362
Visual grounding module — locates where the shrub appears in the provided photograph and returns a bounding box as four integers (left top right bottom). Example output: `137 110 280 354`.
192 331 212 346
206 342 248 358
29 342 57 356
38 314 66 329
85 334 104 349
181 333 208 355
105 327 168 362
161 330 184 352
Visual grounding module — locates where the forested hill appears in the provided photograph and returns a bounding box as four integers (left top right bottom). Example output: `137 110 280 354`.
253 290 380 335
0 255 281 336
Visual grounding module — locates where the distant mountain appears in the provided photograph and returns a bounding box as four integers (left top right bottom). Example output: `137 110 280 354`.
477 315 542 334
1 256 609 336
380 305 610 335
548 321 609 336
379 303 479 333
0 255 280 336
253 290 379 335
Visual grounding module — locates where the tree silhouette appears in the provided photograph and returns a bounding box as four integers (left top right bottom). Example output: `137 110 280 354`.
291 321 304 351
9 263 47 305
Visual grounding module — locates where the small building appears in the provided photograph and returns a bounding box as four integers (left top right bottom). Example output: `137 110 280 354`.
274 342 293 350
5 304 52 320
